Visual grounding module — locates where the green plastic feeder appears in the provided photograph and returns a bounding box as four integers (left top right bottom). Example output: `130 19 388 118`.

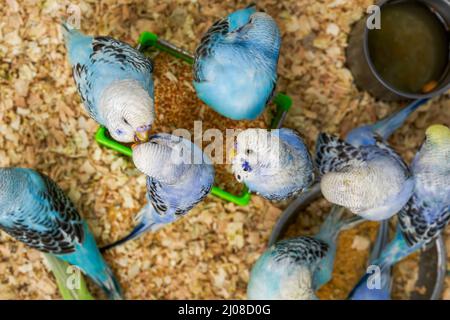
95 31 293 206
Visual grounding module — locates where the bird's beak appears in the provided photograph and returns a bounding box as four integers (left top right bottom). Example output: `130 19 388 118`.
135 128 151 143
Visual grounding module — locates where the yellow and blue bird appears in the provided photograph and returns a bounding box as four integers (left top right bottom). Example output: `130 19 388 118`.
62 22 154 143
0 168 122 299
350 124 450 296
193 5 281 120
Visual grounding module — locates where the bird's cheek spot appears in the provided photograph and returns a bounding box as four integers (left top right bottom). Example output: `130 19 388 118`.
115 129 124 135
242 161 252 172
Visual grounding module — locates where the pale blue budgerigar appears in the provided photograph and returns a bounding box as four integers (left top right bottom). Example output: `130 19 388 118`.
315 129 414 221
247 206 362 300
230 128 315 201
348 220 392 300
62 22 154 143
101 134 215 251
350 124 450 296
0 168 122 300
193 5 281 120
315 99 429 221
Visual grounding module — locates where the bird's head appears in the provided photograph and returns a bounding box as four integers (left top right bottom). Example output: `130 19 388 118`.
100 80 154 143
247 242 317 300
230 129 281 184
425 124 450 146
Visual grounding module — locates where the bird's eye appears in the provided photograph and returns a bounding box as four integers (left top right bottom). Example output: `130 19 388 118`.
245 149 252 155
236 174 242 182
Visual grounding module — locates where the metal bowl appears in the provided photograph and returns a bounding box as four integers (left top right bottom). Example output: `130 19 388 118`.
268 183 447 300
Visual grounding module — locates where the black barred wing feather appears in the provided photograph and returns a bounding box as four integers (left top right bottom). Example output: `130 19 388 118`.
273 237 329 266
72 62 96 119
90 37 153 74
193 18 229 82
0 174 84 255
73 36 153 120
398 196 450 246
315 133 366 176
147 178 168 215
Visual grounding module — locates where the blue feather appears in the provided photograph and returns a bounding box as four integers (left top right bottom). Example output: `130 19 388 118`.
0 168 122 299
193 7 280 120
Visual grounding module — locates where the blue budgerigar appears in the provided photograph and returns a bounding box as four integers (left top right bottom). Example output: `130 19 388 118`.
193 5 281 120
247 206 362 300
230 128 315 201
315 132 413 221
0 168 122 299
315 99 429 221
350 124 450 295
101 134 215 251
62 22 154 143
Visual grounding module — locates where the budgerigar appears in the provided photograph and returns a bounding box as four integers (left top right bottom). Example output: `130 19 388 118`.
315 99 430 221
248 206 362 300
101 134 215 250
0 168 122 299
350 124 450 295
230 128 315 201
193 5 281 120
62 22 154 143
315 132 414 221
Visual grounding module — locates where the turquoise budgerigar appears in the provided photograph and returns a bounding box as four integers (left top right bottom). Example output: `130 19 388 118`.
350 124 450 296
101 134 215 251
231 128 315 201
62 22 154 143
193 5 281 120
247 206 362 300
0 168 122 299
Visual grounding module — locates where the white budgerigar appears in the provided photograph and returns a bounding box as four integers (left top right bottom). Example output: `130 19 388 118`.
231 128 315 201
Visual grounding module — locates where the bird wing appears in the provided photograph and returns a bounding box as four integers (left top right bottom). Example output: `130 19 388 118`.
315 133 367 176
374 138 410 173
398 195 450 246
193 18 230 82
272 237 329 266
0 173 84 254
72 36 154 120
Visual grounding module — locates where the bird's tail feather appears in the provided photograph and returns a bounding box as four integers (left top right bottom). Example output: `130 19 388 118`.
317 205 363 244
100 204 156 252
372 98 429 140
370 220 390 262
349 225 418 299
61 20 76 39
91 266 123 300
100 222 152 252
